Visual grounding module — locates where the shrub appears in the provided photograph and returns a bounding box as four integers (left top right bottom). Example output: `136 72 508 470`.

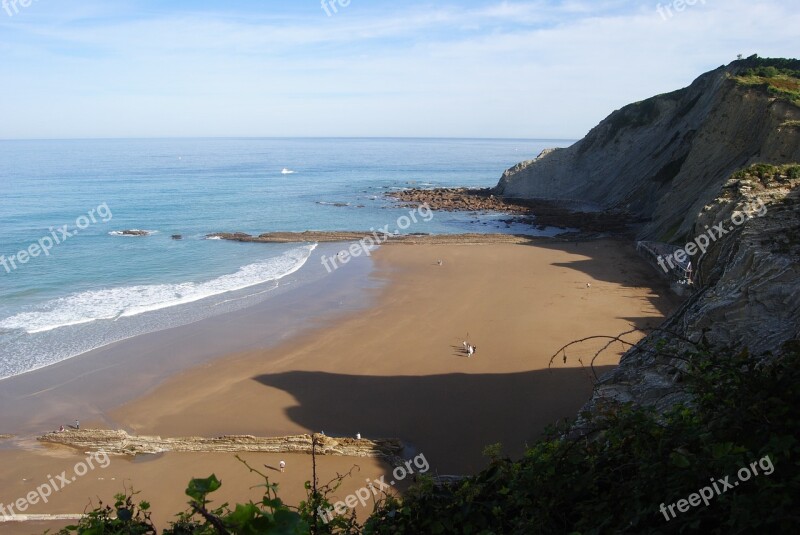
55 342 800 534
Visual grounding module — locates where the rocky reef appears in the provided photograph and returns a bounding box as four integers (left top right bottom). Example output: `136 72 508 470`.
39 429 405 463
388 188 634 234
109 229 153 237
208 231 538 245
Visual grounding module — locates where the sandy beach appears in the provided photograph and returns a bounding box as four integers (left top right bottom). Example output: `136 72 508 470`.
0 240 679 532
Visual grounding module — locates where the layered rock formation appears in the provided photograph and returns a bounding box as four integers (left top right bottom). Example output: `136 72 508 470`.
495 57 800 411
209 231 537 245
39 430 404 464
592 165 800 411
495 57 800 243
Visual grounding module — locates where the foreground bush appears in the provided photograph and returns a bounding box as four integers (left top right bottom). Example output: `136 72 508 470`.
57 342 800 534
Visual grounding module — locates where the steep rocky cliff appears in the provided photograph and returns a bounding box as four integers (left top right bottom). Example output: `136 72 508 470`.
592 164 800 411
495 57 800 243
496 57 800 411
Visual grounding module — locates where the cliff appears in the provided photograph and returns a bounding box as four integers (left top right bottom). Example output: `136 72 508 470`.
495 57 800 242
592 164 800 411
496 57 800 411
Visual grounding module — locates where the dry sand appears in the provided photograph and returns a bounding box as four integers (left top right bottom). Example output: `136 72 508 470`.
0 240 679 532
0 447 392 534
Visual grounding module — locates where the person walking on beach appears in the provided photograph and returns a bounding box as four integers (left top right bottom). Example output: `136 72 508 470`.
279 460 286 472
75 420 80 430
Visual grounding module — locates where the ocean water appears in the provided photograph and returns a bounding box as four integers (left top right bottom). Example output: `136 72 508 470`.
0 138 572 379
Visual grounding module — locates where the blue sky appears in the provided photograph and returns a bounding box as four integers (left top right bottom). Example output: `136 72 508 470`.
0 0 797 139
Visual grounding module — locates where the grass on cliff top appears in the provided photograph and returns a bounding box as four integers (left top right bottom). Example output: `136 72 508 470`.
734 65 800 106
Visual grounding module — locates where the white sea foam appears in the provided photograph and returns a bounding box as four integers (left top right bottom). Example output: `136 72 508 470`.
0 244 317 334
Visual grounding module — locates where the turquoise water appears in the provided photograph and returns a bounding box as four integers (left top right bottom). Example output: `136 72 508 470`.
0 138 572 379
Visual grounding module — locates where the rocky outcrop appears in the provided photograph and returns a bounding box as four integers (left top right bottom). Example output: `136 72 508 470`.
588 165 800 412
0 514 84 523
209 231 394 243
109 229 153 237
495 58 800 243
208 231 539 245
500 57 800 413
388 188 634 233
39 430 404 463
388 188 526 213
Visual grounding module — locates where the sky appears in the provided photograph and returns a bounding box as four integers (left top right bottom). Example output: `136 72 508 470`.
0 0 797 140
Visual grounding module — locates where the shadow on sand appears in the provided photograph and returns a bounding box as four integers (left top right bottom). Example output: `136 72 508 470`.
254 365 615 474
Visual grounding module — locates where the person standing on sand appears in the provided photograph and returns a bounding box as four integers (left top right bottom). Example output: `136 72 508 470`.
279 460 286 472
75 420 80 430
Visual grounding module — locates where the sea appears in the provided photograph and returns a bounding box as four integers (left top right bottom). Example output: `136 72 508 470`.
0 138 573 380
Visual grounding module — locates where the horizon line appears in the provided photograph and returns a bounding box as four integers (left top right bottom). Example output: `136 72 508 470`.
0 136 580 143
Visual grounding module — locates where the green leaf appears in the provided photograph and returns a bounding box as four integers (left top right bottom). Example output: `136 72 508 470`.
670 451 691 468
226 502 260 527
711 442 733 459
186 474 222 502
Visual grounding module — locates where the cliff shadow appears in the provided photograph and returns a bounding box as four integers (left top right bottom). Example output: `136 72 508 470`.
518 238 682 322
253 366 614 475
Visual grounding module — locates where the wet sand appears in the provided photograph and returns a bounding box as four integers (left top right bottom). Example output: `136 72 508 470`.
111 241 677 471
0 447 392 534
0 240 680 532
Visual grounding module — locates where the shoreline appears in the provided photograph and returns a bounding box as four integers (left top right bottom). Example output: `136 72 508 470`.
0 238 681 531
0 242 380 439
109 240 679 471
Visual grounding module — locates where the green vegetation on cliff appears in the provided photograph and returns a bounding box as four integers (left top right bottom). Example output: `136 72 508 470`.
730 162 800 185
734 56 800 105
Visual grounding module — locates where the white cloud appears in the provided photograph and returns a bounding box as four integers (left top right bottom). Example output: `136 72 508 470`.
0 0 797 138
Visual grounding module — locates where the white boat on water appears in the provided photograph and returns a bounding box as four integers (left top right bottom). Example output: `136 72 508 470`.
281 168 296 175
